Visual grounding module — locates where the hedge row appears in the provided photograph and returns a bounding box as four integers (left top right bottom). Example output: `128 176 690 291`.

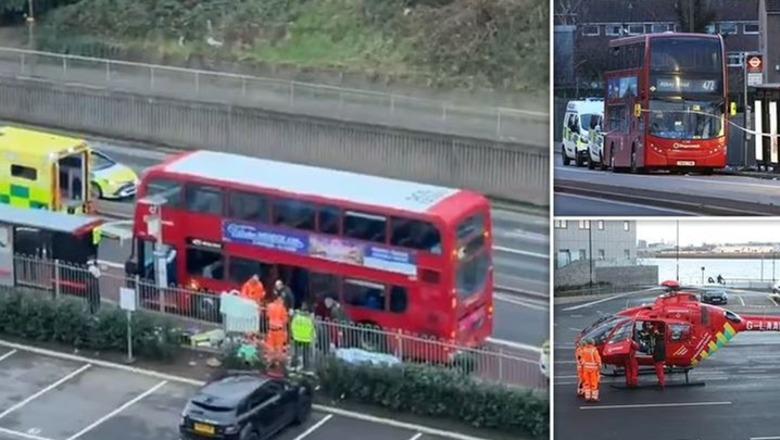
318 357 547 438
0 292 182 360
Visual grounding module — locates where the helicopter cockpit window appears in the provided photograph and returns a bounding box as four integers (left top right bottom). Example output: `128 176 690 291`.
582 317 630 345
724 310 742 324
607 321 633 344
669 324 691 342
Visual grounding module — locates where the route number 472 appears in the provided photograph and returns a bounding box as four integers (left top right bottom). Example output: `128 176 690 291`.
702 80 716 91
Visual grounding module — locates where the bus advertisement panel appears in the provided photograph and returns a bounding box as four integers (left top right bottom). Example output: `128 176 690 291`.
602 33 730 173
128 151 494 352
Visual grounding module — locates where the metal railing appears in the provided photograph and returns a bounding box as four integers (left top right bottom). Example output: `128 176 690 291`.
6 255 546 390
0 46 547 144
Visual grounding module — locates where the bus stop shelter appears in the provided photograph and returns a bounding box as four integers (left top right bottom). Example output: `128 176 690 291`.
750 84 780 168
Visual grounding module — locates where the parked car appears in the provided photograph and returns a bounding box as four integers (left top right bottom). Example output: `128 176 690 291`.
180 373 313 440
540 340 550 380
90 150 138 199
701 287 728 305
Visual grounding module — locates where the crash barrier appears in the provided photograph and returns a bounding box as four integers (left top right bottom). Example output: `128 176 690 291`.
0 46 546 144
9 255 546 390
680 278 775 290
0 76 547 206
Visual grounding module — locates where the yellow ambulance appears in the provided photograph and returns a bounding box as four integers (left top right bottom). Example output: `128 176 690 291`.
0 126 92 214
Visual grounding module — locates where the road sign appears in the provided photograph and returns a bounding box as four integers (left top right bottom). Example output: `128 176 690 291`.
120 287 137 312
746 54 764 87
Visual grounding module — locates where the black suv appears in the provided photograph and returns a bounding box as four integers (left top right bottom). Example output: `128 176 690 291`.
701 287 728 305
180 373 313 440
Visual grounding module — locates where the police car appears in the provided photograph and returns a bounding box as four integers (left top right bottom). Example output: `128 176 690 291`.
561 99 604 167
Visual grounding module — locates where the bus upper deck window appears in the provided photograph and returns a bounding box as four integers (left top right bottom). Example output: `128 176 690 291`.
344 211 386 243
146 179 183 208
391 218 441 254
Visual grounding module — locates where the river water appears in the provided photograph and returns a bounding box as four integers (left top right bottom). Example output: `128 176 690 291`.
639 258 780 284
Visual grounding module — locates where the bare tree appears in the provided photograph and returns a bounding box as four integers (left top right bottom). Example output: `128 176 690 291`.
675 0 717 33
555 0 587 25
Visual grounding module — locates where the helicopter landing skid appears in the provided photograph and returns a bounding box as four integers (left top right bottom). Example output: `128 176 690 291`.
610 370 705 389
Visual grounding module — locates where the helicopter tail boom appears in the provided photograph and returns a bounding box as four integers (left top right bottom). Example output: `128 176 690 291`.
736 315 780 332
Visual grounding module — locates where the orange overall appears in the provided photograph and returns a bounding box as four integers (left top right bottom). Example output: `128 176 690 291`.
580 344 602 402
575 345 585 397
240 277 266 306
265 298 289 359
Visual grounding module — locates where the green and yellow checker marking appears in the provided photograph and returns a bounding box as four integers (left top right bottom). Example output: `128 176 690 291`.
691 322 737 366
0 182 49 210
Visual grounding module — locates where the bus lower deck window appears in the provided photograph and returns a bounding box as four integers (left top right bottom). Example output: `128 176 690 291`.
344 279 386 311
186 248 224 280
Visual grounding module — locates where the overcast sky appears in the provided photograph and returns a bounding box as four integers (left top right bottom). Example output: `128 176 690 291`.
637 220 780 246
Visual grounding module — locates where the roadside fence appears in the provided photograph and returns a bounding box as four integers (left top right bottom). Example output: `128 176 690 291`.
7 254 546 390
0 46 546 144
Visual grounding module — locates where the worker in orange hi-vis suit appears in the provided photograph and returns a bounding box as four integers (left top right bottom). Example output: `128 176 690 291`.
580 338 603 402
265 295 290 364
240 275 266 306
575 340 585 398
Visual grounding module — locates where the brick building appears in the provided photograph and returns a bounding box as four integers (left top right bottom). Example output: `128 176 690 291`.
759 0 780 83
554 0 760 88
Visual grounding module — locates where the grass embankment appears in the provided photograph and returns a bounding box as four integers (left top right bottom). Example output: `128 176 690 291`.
21 0 547 96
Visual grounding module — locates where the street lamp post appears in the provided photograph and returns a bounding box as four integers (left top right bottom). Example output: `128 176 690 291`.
27 0 35 50
701 266 705 285
676 221 680 281
589 220 593 289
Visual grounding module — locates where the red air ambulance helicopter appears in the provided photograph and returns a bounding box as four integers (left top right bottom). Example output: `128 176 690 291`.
576 280 780 386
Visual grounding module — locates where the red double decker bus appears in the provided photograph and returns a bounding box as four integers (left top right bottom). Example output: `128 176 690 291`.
602 33 731 173
127 150 493 348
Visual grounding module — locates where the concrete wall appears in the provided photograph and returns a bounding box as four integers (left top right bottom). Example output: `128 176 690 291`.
0 77 549 206
554 220 637 268
555 259 658 288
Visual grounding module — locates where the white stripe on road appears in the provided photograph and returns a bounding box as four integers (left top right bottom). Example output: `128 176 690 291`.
487 337 541 353
291 414 333 440
580 401 732 410
494 293 548 311
408 434 423 440
751 437 780 440
0 340 499 440
770 296 780 307
0 349 17 363
0 363 92 419
738 295 746 306
0 427 53 440
561 288 657 311
65 380 168 440
492 246 547 259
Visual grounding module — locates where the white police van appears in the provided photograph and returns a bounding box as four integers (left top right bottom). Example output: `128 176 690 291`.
561 99 604 167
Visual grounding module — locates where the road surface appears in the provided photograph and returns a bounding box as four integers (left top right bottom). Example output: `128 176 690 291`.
91 139 550 350
554 288 780 440
0 51 546 146
0 345 514 440
554 154 780 216
554 194 695 216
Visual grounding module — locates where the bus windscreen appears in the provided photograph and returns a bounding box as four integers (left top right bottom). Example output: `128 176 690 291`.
650 38 722 74
648 99 725 140
456 215 490 300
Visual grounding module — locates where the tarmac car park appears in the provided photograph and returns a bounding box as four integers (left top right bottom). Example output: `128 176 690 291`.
0 343 483 440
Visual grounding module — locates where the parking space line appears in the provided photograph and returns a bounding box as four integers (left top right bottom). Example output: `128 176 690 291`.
0 349 17 363
0 363 92 419
65 380 168 440
0 426 53 440
0 339 497 440
580 401 732 410
292 414 333 440
408 434 423 440
751 436 780 440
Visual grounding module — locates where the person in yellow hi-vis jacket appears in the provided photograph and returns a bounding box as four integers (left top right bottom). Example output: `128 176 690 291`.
290 303 316 370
